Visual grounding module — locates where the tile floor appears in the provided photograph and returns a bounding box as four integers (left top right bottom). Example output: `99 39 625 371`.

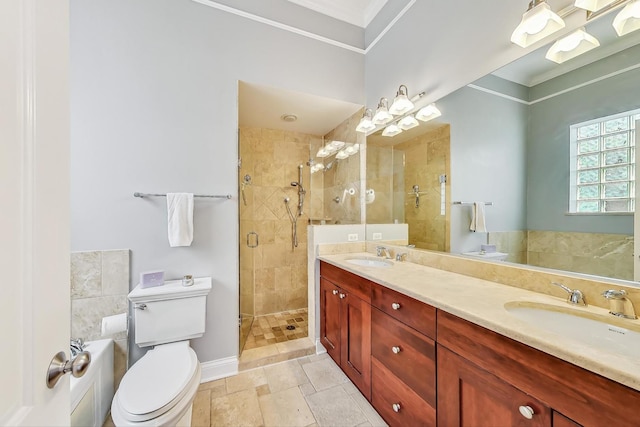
192 352 387 427
243 309 309 351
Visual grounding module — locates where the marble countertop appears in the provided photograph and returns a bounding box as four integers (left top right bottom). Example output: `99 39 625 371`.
318 252 640 392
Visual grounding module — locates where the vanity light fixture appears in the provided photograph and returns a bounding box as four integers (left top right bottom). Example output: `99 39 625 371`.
612 0 640 36
511 0 566 48
335 150 349 160
344 143 360 155
415 103 442 122
545 27 600 63
372 98 394 125
398 115 419 130
328 140 345 151
355 108 376 133
389 85 415 115
315 140 344 158
382 123 403 137
316 146 331 158
574 0 618 12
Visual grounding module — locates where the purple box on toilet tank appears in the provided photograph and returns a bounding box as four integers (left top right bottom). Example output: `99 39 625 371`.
139 270 165 288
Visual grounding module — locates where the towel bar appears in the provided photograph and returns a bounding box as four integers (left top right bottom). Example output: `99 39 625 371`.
134 192 232 199
452 201 493 206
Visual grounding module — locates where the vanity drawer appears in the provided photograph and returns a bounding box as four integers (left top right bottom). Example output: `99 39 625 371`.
320 261 372 303
371 357 436 427
371 283 436 338
371 308 436 405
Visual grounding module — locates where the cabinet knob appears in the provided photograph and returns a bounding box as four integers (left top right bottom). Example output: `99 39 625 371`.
339 293 346 299
392 403 401 413
391 302 401 310
518 405 535 420
332 289 339 295
392 346 401 354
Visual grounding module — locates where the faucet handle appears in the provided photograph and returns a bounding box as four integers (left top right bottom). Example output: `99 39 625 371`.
602 289 627 299
395 252 408 262
551 282 586 306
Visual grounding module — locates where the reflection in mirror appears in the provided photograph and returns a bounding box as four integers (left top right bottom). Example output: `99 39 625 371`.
366 124 451 252
366 9 640 284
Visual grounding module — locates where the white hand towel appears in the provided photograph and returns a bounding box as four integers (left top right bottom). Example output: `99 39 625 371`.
470 202 487 233
167 193 194 247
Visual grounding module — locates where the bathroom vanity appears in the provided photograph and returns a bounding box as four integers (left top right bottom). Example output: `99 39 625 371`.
318 256 640 427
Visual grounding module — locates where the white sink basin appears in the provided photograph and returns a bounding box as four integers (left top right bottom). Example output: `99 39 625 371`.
504 302 640 359
345 257 393 268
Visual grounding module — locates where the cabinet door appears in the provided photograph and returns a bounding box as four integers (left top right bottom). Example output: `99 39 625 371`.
553 412 582 427
320 277 341 363
438 345 551 427
341 292 372 400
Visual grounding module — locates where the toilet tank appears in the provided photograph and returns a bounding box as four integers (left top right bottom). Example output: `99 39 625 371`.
128 277 212 348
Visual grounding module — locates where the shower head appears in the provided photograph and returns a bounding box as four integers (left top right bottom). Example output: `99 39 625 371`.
284 197 290 202
291 182 299 187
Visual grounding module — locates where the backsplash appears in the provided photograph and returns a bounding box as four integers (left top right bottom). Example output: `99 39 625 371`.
71 249 130 389
488 230 633 281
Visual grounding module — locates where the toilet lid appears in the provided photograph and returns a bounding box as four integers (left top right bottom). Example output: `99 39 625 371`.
118 342 199 419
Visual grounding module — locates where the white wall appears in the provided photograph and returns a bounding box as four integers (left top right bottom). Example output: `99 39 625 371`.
70 0 364 365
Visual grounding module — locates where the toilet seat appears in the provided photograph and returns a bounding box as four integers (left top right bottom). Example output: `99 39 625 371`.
111 341 201 426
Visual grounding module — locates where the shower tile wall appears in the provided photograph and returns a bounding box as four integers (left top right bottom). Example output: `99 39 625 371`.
239 127 318 316
397 124 451 252
488 230 528 264
71 249 129 389
320 110 365 225
365 144 395 224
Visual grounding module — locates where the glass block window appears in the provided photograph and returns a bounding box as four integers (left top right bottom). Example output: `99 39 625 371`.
569 110 640 213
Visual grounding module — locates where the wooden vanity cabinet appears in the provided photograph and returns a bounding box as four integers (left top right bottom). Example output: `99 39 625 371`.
319 262 372 400
437 310 640 427
320 262 640 427
370 284 437 427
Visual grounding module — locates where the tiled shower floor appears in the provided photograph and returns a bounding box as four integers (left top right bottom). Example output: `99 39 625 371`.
243 308 308 351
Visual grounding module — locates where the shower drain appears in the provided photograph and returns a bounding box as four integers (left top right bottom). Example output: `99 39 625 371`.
285 325 296 330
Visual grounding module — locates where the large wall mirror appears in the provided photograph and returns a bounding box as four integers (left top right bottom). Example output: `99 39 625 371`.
366 8 640 285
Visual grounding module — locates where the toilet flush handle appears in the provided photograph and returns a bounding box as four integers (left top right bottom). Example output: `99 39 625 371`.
134 303 147 310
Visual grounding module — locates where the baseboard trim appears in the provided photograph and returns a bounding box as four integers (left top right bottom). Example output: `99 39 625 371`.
315 338 327 355
200 356 238 382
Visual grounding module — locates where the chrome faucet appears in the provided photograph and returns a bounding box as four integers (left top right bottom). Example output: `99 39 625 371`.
551 282 586 306
602 289 637 319
395 252 408 262
376 246 392 259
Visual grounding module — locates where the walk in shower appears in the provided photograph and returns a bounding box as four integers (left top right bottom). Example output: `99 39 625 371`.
238 127 314 353
237 81 364 355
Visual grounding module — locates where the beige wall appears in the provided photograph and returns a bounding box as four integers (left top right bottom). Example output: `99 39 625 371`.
239 127 317 316
70 249 129 390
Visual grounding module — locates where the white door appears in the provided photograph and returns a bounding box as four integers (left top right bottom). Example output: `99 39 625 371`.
0 0 70 425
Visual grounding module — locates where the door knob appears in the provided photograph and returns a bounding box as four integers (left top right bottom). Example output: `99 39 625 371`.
339 293 346 299
392 403 401 412
332 290 339 295
391 302 401 310
392 346 401 354
46 350 91 388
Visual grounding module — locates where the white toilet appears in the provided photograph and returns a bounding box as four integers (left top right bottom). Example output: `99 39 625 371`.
111 277 212 426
